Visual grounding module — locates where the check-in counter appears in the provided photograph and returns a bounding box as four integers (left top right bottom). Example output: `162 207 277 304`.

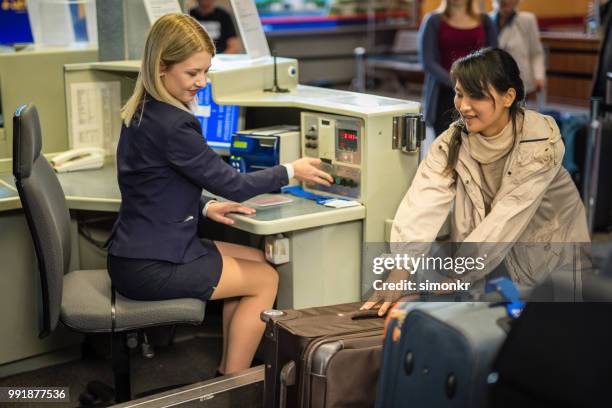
0 54 421 375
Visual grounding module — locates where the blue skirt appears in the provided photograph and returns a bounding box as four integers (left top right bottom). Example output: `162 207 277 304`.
107 239 223 302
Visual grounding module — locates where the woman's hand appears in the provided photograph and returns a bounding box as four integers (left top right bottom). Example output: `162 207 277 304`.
206 201 255 225
361 297 397 318
291 157 333 186
361 268 417 316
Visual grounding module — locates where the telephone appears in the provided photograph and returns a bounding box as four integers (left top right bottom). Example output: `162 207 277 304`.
50 147 106 173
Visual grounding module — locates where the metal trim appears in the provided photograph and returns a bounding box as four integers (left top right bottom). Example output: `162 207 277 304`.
111 366 265 408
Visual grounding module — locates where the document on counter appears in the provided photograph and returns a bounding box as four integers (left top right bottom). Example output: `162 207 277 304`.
246 194 294 208
321 199 362 209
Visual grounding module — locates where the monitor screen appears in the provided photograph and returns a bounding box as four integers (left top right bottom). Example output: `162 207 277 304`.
0 5 34 45
194 83 240 152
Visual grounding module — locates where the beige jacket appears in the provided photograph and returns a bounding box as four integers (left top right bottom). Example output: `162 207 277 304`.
391 110 590 286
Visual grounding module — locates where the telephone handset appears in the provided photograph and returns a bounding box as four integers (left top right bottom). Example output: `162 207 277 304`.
50 147 105 173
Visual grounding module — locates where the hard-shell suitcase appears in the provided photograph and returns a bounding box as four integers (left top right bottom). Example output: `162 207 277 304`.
376 302 508 408
262 302 385 408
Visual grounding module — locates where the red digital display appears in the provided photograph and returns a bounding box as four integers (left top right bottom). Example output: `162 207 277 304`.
341 131 357 140
338 129 358 151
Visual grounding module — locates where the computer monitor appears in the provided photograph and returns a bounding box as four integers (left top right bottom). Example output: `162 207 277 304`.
194 83 241 156
0 7 34 46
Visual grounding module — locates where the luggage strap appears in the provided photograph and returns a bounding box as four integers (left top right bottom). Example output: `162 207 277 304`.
485 277 525 319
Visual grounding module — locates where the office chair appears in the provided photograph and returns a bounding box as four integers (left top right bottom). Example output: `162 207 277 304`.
12 103 207 405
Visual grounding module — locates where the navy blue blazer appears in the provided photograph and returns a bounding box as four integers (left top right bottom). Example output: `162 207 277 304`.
108 97 289 263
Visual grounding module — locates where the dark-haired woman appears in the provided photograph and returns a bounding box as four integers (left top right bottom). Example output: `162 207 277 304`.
363 48 589 315
419 0 498 137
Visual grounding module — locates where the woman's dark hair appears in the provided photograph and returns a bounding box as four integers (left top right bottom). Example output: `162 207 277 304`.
445 47 525 174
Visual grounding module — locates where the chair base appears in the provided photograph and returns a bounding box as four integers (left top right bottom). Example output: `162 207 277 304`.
78 381 115 407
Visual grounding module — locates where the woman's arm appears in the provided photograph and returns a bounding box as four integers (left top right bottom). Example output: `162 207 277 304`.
456 137 565 283
419 13 453 88
391 135 456 248
526 13 546 85
482 14 499 47
364 135 456 315
167 118 288 202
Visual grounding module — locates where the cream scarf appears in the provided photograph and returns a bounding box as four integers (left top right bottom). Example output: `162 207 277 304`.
463 119 515 213
464 119 514 165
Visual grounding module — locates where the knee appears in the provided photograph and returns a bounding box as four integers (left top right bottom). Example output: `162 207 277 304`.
267 264 279 289
260 263 279 293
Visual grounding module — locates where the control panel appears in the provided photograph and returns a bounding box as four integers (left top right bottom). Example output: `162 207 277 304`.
301 112 363 199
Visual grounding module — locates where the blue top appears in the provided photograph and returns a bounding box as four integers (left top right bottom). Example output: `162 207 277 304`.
108 97 289 263
418 12 498 126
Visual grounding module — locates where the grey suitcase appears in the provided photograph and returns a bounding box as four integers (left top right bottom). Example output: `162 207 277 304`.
376 302 508 408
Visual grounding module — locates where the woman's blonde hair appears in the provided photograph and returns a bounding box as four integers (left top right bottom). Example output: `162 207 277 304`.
437 0 479 20
121 13 216 127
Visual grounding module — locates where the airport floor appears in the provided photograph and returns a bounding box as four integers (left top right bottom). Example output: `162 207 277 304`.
0 302 263 408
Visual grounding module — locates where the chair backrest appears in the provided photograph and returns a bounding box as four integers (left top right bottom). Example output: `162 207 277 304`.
13 103 72 338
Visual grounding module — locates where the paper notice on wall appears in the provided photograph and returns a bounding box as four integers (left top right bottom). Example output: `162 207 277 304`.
69 82 121 155
143 0 181 24
28 0 76 45
230 0 270 59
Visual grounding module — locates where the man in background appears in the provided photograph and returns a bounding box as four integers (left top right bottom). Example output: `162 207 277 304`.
190 0 240 54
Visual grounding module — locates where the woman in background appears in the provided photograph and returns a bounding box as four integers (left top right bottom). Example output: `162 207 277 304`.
419 0 498 137
492 0 546 99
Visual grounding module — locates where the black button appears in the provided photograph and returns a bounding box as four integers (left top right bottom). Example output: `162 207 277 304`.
404 351 414 375
445 373 457 399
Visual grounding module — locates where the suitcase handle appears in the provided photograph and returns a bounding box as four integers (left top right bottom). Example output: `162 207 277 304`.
279 360 296 408
349 309 382 319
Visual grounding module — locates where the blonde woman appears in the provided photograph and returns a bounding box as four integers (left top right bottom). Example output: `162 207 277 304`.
492 0 546 98
106 14 332 375
419 0 498 136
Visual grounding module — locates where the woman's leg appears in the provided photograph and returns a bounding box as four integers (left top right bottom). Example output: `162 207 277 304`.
210 244 278 374
215 241 266 262
218 297 239 374
213 241 268 373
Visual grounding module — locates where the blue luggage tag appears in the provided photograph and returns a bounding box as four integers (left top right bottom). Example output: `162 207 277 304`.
485 277 525 319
